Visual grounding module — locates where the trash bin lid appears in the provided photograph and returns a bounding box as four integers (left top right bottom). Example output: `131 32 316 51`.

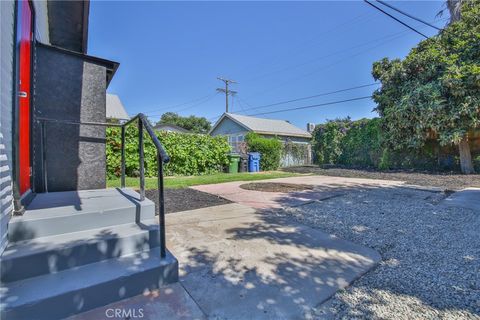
248 152 261 159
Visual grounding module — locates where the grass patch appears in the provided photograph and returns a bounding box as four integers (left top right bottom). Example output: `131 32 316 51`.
107 171 302 189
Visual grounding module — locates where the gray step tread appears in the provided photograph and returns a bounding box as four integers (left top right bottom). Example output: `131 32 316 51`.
1 248 176 310
12 188 152 221
2 218 158 260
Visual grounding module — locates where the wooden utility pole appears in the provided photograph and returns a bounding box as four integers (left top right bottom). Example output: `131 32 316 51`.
216 77 237 113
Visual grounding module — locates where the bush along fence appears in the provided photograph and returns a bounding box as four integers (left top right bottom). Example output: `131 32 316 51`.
245 132 283 171
106 127 231 178
312 117 480 172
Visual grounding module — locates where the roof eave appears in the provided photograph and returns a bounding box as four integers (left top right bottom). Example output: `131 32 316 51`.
209 113 252 135
255 131 312 139
36 42 119 87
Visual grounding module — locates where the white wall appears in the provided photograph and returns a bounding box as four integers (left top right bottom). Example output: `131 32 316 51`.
0 0 16 254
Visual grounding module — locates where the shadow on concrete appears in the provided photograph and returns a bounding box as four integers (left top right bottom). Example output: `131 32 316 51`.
170 183 478 318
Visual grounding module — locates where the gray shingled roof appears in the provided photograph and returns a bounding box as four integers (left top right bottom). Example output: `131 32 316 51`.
106 93 129 120
217 113 311 138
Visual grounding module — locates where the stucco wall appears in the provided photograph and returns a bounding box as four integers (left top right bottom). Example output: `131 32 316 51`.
33 45 107 192
0 0 15 254
32 0 50 44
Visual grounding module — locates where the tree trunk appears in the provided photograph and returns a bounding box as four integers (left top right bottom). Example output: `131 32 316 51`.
458 135 474 174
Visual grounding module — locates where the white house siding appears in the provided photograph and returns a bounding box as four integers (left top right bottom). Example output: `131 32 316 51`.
0 0 15 254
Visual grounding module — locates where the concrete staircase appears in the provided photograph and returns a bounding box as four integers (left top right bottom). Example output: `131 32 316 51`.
0 188 178 320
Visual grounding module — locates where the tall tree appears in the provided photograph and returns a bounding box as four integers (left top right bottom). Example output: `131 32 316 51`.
442 0 463 22
372 0 479 173
156 112 211 134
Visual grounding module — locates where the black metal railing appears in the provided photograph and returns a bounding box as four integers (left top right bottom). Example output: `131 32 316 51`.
37 113 170 258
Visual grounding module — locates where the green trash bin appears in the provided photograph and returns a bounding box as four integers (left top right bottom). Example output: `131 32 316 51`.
228 154 240 173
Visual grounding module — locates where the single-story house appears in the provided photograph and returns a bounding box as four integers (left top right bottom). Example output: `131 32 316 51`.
154 123 191 133
210 113 313 166
106 93 129 121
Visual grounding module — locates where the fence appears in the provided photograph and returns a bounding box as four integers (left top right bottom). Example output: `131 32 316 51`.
281 142 312 167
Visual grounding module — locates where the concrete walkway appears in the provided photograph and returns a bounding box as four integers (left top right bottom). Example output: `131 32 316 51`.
166 203 381 319
67 282 206 320
191 175 408 209
442 187 480 211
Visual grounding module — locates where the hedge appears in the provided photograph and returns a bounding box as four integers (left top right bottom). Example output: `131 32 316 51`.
245 132 283 170
106 127 231 178
312 118 477 171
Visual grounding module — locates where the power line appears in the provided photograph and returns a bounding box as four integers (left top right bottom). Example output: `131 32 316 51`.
143 93 216 115
147 93 218 118
375 0 441 31
207 83 378 122
244 16 447 101
245 30 408 100
239 12 373 80
239 83 379 114
216 77 237 113
363 0 428 38
248 96 373 117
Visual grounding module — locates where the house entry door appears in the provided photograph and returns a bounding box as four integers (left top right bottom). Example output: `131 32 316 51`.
17 0 33 195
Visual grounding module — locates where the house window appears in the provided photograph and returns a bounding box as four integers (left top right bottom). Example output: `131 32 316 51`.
228 134 245 153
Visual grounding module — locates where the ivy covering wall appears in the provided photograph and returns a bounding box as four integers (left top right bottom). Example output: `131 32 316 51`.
106 127 231 178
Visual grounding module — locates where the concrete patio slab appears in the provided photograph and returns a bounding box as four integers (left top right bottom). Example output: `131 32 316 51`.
191 175 408 209
66 282 206 320
441 188 480 211
166 203 381 319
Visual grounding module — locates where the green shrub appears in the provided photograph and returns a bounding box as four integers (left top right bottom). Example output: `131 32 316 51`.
106 127 231 177
312 119 349 165
339 118 383 167
474 156 480 172
378 148 391 171
245 132 282 171
311 117 462 171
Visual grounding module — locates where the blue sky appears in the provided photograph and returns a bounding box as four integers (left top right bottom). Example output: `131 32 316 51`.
88 1 447 128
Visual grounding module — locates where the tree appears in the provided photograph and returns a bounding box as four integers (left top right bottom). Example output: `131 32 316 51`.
156 112 212 134
372 0 480 173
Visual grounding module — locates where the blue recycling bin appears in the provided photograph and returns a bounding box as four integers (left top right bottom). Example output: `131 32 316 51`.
248 152 261 172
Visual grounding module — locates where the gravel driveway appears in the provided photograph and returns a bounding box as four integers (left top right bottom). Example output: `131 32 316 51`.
282 166 480 191
277 186 480 319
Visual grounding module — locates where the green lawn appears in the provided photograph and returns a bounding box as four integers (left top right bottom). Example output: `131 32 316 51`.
107 171 302 189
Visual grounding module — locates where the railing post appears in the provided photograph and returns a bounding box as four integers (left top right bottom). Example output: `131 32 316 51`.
157 151 166 258
121 125 126 188
138 119 145 201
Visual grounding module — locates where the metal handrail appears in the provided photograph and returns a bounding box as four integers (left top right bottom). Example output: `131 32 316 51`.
36 113 169 258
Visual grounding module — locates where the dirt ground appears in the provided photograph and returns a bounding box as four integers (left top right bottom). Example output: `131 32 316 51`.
239 182 314 193
145 188 231 214
282 166 480 190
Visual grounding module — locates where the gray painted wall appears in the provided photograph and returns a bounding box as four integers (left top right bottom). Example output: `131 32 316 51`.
210 117 249 136
33 45 107 192
0 0 15 254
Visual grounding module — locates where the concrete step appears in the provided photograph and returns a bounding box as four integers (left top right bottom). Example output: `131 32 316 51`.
1 219 160 283
0 248 178 320
8 188 155 242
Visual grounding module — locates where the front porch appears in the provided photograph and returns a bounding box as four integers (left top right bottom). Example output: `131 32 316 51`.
0 188 178 319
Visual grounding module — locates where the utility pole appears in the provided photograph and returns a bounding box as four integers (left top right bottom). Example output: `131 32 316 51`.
216 77 237 113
